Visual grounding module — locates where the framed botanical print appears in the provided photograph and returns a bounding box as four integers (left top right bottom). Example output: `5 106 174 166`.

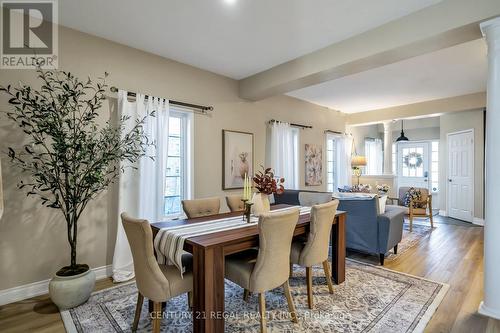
222 130 254 190
305 143 323 186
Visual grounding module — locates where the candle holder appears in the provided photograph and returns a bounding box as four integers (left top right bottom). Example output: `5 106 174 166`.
241 199 253 223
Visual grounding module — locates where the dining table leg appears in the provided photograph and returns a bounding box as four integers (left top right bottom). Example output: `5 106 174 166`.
331 214 346 284
192 245 225 333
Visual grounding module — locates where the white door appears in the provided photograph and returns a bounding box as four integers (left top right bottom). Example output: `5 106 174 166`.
447 130 474 222
397 142 431 191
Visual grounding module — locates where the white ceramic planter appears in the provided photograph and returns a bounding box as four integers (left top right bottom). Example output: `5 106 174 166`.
49 268 95 309
252 192 271 215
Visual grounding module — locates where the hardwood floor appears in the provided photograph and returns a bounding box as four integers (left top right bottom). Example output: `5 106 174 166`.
1 217 499 332
350 217 500 333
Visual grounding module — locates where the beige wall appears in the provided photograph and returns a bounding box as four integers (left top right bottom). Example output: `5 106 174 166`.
388 118 440 141
349 124 382 156
439 109 485 219
0 27 346 290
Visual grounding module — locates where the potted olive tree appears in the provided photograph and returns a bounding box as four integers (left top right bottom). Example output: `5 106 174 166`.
0 67 150 309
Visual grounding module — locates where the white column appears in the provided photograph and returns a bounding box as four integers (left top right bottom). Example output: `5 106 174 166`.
383 121 393 175
479 17 500 320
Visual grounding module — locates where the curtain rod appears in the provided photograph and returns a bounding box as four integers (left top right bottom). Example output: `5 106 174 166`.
324 129 351 136
324 129 343 135
268 119 312 129
109 86 214 113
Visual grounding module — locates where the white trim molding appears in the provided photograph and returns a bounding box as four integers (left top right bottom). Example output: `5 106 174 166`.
439 210 447 217
473 217 485 226
479 301 500 321
0 265 112 306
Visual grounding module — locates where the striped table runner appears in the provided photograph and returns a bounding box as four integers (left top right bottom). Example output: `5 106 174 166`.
154 206 311 275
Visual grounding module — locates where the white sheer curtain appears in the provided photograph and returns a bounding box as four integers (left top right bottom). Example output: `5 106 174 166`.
336 135 353 188
112 90 169 282
270 121 298 189
365 138 383 175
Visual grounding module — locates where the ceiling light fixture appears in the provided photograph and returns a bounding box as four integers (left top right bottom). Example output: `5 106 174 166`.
396 120 409 142
224 0 237 5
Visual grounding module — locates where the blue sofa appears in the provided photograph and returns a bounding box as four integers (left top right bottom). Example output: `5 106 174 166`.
337 197 405 265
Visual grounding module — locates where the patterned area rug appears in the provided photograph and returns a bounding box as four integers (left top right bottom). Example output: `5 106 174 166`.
61 260 448 333
385 221 433 262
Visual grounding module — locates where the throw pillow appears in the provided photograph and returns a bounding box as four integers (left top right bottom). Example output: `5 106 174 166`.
403 187 425 208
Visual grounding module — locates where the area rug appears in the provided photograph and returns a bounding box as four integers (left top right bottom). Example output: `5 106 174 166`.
60 259 448 333
385 222 433 262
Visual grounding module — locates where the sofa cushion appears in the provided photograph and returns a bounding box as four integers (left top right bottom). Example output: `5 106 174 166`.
273 190 300 205
298 192 332 206
333 192 376 200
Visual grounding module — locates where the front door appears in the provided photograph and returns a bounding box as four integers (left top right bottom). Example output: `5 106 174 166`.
447 130 474 222
397 142 431 191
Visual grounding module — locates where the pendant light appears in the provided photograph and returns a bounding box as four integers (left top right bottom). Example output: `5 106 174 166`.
396 120 409 142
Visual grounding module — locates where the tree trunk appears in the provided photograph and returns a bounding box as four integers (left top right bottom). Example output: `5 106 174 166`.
71 214 77 268
67 213 78 269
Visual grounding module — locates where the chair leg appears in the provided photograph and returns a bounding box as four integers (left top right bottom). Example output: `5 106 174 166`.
393 244 398 255
322 261 334 294
289 263 294 278
379 254 385 266
409 213 414 232
258 293 267 333
306 266 313 309
283 280 298 323
132 292 144 332
243 289 250 302
152 301 162 333
429 213 434 228
188 291 193 308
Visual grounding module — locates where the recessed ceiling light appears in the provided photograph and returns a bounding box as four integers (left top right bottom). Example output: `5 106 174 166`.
224 0 237 5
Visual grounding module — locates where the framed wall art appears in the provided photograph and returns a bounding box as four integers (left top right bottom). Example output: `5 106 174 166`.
222 130 254 190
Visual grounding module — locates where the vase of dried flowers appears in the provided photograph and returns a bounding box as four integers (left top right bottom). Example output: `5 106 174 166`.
252 166 285 215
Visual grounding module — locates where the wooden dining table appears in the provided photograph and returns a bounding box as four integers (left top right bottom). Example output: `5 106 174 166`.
151 204 347 333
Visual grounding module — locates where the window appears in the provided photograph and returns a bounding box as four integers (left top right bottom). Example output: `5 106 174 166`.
401 146 425 177
431 141 439 192
164 109 192 217
326 136 337 192
365 138 383 175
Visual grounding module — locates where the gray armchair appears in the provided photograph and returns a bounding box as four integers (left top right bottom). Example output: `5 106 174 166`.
337 197 405 265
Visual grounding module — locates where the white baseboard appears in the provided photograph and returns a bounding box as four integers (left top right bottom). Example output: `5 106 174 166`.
473 217 485 226
479 301 500 320
439 210 447 217
0 264 112 306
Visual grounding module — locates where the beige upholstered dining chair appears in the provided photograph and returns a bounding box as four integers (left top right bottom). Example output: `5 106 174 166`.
226 194 245 212
225 208 300 333
181 197 220 218
121 213 193 333
290 200 339 309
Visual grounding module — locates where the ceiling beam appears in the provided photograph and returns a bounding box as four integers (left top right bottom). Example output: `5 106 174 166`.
239 0 500 101
346 92 486 126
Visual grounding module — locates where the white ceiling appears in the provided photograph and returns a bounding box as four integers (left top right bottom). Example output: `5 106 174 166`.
59 0 441 79
287 39 488 113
